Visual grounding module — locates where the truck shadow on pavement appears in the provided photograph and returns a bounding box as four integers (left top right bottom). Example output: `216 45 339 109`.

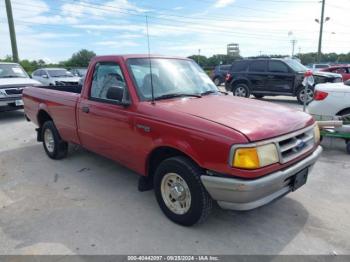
0 144 309 255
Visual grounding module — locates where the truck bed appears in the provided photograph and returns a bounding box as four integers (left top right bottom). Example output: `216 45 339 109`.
23 85 81 144
34 84 82 94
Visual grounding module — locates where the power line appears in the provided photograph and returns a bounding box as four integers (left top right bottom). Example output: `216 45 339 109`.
3 1 322 42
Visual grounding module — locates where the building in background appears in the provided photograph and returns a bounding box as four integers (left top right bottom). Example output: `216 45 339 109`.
227 43 240 56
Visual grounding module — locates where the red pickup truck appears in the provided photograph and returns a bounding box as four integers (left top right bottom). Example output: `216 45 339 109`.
23 55 322 226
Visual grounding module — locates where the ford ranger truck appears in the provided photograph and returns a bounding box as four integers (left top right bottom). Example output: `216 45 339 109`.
23 55 322 226
0 62 41 112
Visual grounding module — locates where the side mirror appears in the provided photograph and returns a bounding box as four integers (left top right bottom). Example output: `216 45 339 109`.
42 74 48 78
106 86 130 106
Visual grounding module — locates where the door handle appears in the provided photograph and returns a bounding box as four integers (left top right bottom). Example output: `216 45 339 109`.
267 75 274 79
82 106 90 113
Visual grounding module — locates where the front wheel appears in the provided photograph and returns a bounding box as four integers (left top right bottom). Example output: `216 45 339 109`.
42 121 68 159
296 86 314 105
233 83 250 98
154 156 213 226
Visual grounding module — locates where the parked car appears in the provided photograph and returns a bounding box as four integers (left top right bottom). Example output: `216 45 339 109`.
23 54 322 226
307 80 350 121
32 68 80 86
69 68 87 78
306 63 330 71
211 64 231 86
224 58 342 104
0 62 41 112
320 65 350 81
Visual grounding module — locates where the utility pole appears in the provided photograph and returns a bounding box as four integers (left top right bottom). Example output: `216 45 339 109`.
317 0 326 63
5 0 19 62
291 39 297 58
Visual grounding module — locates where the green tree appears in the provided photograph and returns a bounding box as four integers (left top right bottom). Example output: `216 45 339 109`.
65 49 96 67
188 55 208 67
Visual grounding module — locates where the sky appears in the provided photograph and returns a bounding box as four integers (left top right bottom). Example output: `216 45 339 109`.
0 0 349 63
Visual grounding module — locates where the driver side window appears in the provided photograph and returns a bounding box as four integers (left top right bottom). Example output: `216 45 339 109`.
90 62 128 103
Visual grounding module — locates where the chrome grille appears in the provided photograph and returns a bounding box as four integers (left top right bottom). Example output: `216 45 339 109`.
277 126 315 163
5 88 23 95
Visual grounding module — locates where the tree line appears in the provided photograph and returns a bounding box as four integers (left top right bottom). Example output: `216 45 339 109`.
189 52 350 69
1 49 350 74
0 49 96 74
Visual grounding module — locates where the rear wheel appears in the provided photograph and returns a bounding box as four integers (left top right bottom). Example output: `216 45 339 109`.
233 83 250 98
154 156 213 226
42 121 68 159
213 77 221 86
296 86 314 104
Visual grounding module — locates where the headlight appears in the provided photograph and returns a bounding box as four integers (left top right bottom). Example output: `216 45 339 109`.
314 124 320 144
232 143 279 169
0 90 6 97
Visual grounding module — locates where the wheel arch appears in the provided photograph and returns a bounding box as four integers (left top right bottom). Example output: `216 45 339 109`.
36 109 53 141
231 78 250 91
37 109 53 128
336 107 350 116
146 146 201 180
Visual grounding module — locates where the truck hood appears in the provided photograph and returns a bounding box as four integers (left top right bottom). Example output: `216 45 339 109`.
157 95 314 142
52 77 80 82
313 71 342 78
0 77 42 88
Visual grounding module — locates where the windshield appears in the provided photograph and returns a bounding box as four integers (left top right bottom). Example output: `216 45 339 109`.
0 64 28 78
127 58 218 101
284 59 308 72
47 69 73 77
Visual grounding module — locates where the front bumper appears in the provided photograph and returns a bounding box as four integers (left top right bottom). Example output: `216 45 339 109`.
201 146 322 211
0 96 23 107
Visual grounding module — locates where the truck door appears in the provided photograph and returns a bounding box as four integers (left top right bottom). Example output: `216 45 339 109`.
266 60 294 94
77 61 136 167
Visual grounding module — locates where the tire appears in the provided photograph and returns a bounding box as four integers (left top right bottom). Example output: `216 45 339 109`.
153 156 213 226
253 94 264 99
213 77 221 86
296 86 314 105
232 83 250 98
41 121 68 159
337 108 350 121
346 141 350 154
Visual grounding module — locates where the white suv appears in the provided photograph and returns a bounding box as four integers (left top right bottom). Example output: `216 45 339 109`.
32 68 80 86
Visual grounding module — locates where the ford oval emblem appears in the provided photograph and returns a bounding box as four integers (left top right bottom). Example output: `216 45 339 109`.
295 140 306 152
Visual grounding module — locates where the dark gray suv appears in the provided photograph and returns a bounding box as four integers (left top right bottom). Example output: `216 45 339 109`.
225 58 342 104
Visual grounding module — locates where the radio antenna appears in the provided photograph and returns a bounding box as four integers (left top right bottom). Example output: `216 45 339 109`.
145 15 155 105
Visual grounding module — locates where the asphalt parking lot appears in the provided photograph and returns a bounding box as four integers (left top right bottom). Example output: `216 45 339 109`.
0 96 349 255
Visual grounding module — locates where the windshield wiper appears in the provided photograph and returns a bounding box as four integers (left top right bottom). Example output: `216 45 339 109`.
154 93 202 101
201 90 218 96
